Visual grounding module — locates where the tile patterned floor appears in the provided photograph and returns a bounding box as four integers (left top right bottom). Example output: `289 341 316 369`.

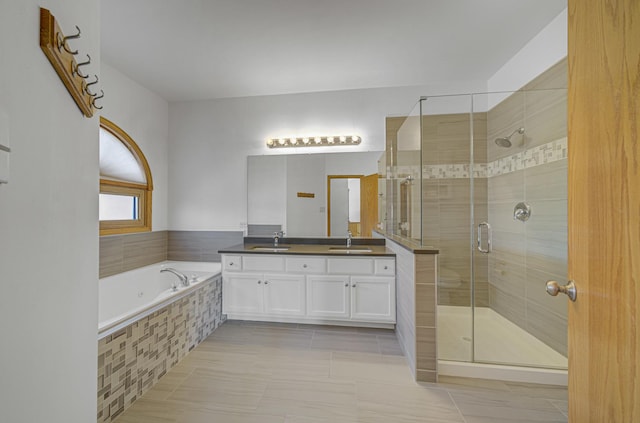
114 321 568 423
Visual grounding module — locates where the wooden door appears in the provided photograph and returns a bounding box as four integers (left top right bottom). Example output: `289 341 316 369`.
360 173 379 237
568 1 640 421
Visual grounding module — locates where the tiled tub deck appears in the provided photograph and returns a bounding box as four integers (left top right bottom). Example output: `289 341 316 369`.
97 275 224 422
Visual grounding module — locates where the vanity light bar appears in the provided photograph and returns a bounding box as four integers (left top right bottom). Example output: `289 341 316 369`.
266 135 361 148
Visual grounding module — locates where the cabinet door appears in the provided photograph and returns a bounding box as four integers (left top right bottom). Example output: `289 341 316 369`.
223 273 263 314
263 274 305 316
306 275 350 319
350 276 395 322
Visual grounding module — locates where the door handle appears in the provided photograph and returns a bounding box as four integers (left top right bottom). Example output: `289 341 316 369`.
546 280 577 302
477 222 492 253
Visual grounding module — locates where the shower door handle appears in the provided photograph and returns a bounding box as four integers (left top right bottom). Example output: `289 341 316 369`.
477 222 492 253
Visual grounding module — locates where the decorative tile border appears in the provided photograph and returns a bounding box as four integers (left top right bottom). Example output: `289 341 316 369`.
393 137 567 180
96 275 224 422
485 137 567 178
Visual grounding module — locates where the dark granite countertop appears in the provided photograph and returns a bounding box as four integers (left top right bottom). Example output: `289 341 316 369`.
218 237 395 257
373 231 440 255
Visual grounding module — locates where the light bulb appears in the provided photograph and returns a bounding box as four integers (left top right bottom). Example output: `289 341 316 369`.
339 136 347 143
352 135 360 142
291 138 298 145
302 138 310 144
267 139 274 147
327 136 334 144
314 137 321 144
278 138 285 145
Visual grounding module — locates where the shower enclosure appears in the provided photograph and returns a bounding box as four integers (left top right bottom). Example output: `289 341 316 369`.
386 63 568 373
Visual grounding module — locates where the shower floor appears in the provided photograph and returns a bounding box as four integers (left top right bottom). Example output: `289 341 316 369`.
438 305 568 369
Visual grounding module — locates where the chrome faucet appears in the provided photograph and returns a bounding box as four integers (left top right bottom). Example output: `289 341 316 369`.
273 231 285 246
346 230 352 248
161 267 189 288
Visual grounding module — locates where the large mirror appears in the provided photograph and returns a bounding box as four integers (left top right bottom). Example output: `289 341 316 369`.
247 151 384 238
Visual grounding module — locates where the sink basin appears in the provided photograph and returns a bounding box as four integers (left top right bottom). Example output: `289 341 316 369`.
251 246 290 252
328 247 373 253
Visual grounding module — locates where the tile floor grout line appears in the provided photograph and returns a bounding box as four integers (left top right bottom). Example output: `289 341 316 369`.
445 388 470 423
113 321 568 423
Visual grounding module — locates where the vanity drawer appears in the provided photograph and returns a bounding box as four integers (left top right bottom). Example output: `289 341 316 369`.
286 257 326 273
327 258 374 275
243 255 285 272
374 259 395 275
223 255 242 271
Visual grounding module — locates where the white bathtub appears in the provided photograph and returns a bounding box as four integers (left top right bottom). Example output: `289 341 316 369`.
98 261 222 339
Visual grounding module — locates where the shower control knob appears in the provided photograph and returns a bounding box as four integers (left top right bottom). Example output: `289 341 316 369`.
546 280 577 302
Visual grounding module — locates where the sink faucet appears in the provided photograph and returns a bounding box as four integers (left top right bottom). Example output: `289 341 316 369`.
161 267 189 288
273 231 284 246
346 230 352 248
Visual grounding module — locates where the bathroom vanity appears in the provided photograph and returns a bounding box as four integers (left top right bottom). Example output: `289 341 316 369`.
219 240 396 328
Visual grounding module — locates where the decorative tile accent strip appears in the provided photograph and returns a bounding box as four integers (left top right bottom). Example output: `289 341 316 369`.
96 275 224 422
416 137 567 179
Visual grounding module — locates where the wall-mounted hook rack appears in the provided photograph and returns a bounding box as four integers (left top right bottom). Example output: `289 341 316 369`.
40 8 99 117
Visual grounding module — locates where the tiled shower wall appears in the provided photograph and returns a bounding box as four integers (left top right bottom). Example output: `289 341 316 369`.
387 58 568 357
97 275 224 422
487 59 568 356
421 113 489 308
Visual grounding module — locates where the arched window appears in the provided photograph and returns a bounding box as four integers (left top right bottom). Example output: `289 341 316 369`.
99 116 153 235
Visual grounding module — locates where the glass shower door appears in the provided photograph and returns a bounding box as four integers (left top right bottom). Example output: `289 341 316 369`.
472 89 568 370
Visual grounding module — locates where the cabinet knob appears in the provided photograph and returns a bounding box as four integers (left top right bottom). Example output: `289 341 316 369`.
229 262 234 266
352 284 356 288
384 265 388 270
258 280 262 284
303 264 308 268
264 280 269 285
345 283 349 287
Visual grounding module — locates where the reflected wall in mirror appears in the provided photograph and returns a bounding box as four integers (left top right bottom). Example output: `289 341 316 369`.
248 152 383 238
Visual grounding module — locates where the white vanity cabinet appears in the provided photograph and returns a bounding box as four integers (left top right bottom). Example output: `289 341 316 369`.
221 253 396 327
306 275 351 319
223 272 306 316
222 255 305 317
350 276 395 321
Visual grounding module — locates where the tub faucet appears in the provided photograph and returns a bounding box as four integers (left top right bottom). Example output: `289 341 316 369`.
346 230 352 248
161 267 189 287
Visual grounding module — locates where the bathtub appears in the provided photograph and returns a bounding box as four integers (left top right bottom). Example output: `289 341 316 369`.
98 260 222 339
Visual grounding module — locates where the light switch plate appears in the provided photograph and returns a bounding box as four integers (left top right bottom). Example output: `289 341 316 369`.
0 109 9 184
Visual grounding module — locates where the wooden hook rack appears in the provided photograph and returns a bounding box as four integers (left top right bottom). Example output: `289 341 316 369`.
39 8 96 117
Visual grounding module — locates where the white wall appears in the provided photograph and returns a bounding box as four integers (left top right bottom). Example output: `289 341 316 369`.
488 8 567 101
286 155 327 237
0 1 99 422
168 81 485 231
101 63 170 230
247 155 287 225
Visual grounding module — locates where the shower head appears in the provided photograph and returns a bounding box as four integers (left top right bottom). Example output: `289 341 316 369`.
494 127 525 148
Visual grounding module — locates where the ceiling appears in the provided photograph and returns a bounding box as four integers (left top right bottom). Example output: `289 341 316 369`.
101 0 566 102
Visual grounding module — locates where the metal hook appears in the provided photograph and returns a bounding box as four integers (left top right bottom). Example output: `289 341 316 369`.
57 25 81 55
73 54 91 79
92 90 104 110
84 75 99 96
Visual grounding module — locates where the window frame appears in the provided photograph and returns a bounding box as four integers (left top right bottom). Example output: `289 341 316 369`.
99 117 153 236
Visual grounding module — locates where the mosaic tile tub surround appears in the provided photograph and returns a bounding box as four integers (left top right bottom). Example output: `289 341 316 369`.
97 275 224 422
